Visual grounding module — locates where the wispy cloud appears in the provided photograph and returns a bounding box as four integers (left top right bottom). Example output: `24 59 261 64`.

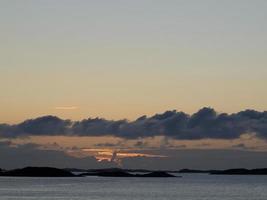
81 148 167 163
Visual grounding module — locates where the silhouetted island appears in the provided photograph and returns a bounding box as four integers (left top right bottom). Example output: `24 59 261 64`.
2 167 267 177
179 169 210 173
82 168 154 173
0 167 76 177
211 168 267 175
0 167 177 177
81 170 178 177
139 171 177 177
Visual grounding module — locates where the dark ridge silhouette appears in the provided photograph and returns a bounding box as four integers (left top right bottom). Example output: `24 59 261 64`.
89 171 135 177
64 167 178 174
84 168 152 173
178 169 221 174
64 168 88 173
139 171 177 177
65 167 178 173
0 166 177 177
86 168 126 173
211 168 267 175
81 169 178 177
2 167 267 177
0 167 76 177
179 169 210 173
79 168 267 176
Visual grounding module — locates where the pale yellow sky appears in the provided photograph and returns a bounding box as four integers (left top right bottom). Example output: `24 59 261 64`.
1 1 267 123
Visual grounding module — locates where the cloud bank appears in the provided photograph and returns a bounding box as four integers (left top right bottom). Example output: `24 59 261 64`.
1 141 267 170
1 107 267 140
0 141 117 169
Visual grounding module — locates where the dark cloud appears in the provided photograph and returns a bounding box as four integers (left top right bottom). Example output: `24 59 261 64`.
0 116 71 138
1 108 267 140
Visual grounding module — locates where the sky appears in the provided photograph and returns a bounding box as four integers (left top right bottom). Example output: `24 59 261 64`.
0 0 267 170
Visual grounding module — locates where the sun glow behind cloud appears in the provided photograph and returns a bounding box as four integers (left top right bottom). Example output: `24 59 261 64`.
81 148 167 163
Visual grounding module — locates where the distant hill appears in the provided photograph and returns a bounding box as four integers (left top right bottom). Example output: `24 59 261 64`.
81 169 178 177
0 167 76 177
65 167 179 173
179 169 210 173
2 167 267 177
0 167 177 177
211 168 267 175
139 171 177 177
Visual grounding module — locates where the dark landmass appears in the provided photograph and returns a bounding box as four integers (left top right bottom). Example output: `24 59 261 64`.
125 169 156 173
66 167 179 174
211 168 267 175
70 168 161 173
85 168 129 173
139 171 177 177
66 167 267 176
178 168 221 174
179 169 211 173
0 167 76 177
2 167 267 177
0 167 177 177
82 170 135 177
81 169 178 177
178 168 267 175
64 168 88 173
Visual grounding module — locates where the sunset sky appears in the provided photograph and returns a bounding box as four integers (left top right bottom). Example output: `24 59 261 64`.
1 0 267 170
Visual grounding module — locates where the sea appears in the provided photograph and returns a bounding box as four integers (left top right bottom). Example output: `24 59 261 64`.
0 173 266 200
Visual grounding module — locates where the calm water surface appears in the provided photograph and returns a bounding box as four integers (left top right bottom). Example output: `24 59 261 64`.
0 174 266 200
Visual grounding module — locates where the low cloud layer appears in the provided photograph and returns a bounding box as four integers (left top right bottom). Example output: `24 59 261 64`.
122 149 267 170
0 141 117 169
1 141 267 170
1 107 267 140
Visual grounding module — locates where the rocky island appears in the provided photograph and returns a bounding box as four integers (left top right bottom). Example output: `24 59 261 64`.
210 168 267 175
0 167 178 177
0 167 76 177
81 169 178 177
